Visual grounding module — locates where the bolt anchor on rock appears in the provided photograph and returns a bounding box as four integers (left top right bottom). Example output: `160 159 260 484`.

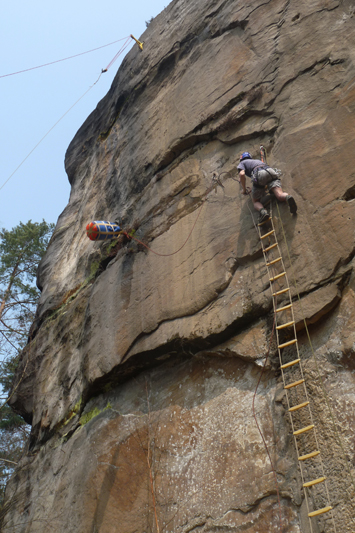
130 34 144 51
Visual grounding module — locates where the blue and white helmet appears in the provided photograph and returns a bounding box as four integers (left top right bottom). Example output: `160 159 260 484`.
240 151 252 161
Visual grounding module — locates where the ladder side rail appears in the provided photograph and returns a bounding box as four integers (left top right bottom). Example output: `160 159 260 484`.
272 223 334 519
257 160 336 529
259 216 333 528
258 218 314 528
271 216 335 527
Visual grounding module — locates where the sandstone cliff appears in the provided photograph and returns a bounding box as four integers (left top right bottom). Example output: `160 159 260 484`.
3 0 355 532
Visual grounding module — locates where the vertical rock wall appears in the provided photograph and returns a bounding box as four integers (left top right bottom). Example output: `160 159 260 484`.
2 0 355 531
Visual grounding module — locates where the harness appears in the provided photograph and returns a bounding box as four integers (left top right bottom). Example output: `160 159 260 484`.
251 165 280 188
251 164 269 188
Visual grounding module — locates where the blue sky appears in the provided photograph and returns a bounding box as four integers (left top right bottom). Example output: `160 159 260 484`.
0 0 169 231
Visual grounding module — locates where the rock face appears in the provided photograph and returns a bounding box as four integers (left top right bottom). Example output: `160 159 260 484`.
3 0 355 531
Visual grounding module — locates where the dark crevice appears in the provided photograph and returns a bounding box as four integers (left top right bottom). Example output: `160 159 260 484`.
80 301 270 406
92 234 133 275
341 248 355 271
209 19 248 39
342 184 355 201
290 262 353 305
156 133 212 172
29 303 273 449
27 263 354 449
287 2 341 27
329 57 346 65
97 92 131 142
236 248 264 266
155 90 266 174
67 11 254 183
117 249 263 365
218 123 278 146
151 50 178 86
328 248 355 281
127 185 203 244
271 56 333 104
204 0 234 21
192 87 265 136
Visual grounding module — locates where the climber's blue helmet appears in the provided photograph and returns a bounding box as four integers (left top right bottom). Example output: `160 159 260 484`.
240 151 252 161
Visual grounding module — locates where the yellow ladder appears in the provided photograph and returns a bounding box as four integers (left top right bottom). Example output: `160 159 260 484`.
257 214 336 533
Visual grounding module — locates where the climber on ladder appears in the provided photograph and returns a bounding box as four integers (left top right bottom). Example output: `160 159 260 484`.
237 151 297 223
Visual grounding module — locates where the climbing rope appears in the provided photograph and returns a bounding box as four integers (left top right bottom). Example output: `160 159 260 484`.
275 200 355 498
102 37 132 72
231 178 284 530
85 151 347 530
85 158 347 530
257 209 336 532
237 148 339 530
122 177 224 257
251 307 284 531
0 38 135 193
0 73 103 193
122 206 204 257
249 146 341 530
118 174 285 528
0 36 131 78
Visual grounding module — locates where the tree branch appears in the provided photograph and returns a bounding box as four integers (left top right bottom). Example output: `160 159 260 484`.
0 458 18 465
0 330 19 351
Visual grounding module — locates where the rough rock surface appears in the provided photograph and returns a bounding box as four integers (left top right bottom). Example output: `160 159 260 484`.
2 0 355 531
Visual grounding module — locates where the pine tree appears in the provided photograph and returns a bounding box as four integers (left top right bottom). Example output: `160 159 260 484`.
0 220 54 506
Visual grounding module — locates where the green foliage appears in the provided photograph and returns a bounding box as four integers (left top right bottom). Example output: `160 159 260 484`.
0 220 54 355
0 219 54 508
0 404 25 431
79 407 101 426
0 410 29 507
61 397 82 428
89 260 101 279
0 355 19 396
0 219 54 294
145 16 154 27
79 402 112 426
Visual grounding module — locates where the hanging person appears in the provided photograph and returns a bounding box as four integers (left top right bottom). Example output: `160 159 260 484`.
237 151 297 223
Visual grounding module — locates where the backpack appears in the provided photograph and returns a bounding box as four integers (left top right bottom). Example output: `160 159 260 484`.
252 167 280 187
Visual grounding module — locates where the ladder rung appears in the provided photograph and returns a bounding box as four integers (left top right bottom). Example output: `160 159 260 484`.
261 230 275 239
308 506 332 518
273 288 290 297
284 379 305 390
277 321 295 330
298 450 320 461
270 272 286 282
281 358 300 369
264 243 278 253
294 424 314 436
258 218 270 227
303 476 326 488
266 257 282 267
289 401 309 412
276 303 292 313
278 339 298 349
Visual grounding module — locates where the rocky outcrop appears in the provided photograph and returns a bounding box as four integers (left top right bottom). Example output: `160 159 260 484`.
3 0 355 531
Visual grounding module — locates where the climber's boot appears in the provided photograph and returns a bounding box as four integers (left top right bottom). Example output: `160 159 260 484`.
258 208 269 223
286 195 297 214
